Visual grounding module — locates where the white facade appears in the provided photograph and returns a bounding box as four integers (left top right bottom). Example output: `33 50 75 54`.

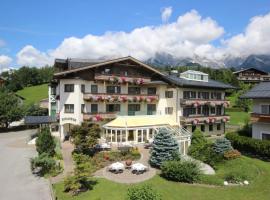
251 99 270 140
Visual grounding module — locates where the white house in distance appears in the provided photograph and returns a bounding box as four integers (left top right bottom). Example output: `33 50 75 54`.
48 56 234 153
242 82 270 140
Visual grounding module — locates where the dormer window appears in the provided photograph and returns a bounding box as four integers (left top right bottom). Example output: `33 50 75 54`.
180 70 209 82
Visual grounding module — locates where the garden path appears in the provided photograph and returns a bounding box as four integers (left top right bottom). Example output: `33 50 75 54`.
182 155 215 175
94 145 157 184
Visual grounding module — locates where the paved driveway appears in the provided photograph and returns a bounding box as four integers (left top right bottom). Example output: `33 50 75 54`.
0 129 52 200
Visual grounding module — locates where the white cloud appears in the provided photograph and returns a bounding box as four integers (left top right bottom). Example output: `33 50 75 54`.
161 7 173 23
224 12 270 57
14 10 270 67
16 45 53 66
0 55 12 72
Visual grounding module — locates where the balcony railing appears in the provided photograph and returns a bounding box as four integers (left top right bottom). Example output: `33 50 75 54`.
180 115 230 125
180 99 230 107
94 73 151 84
83 93 158 103
251 113 270 123
83 112 118 121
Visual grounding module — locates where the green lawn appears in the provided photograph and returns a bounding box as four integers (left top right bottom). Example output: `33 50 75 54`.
16 84 48 105
53 156 270 200
227 111 250 126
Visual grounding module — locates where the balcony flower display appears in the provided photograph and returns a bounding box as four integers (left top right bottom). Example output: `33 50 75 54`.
139 96 145 102
223 101 230 108
128 97 133 102
205 118 210 124
93 115 103 122
120 96 127 102
222 117 229 122
193 101 200 107
120 77 127 84
133 78 144 85
148 96 157 102
193 119 200 125
209 118 216 123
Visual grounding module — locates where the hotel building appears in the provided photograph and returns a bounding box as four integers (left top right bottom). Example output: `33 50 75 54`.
49 56 234 153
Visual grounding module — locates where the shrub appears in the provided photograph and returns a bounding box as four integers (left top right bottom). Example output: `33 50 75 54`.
127 185 162 200
149 128 179 168
188 130 222 167
36 128 56 156
226 132 270 158
31 153 57 176
161 160 201 183
224 149 241 160
213 138 233 155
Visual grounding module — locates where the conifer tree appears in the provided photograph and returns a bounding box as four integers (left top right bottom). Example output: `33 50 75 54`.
149 128 179 168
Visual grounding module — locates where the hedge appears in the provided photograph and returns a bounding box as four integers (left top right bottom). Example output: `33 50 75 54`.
226 132 270 158
225 107 244 112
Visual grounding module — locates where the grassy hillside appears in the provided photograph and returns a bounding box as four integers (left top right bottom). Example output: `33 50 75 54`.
16 84 48 105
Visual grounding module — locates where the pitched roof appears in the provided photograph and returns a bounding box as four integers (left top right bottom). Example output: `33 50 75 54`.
233 67 268 75
24 116 57 125
165 75 235 89
241 82 270 99
54 56 165 77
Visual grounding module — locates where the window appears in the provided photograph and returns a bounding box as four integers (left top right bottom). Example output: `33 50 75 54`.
202 105 209 116
91 85 98 93
128 104 140 115
183 107 196 117
165 91 173 98
81 104 85 113
128 87 141 94
64 104 74 113
261 105 270 114
106 104 120 112
262 133 270 140
51 87 56 95
165 107 173 114
197 106 202 115
210 107 216 114
183 91 196 99
64 84 74 92
91 104 98 113
81 84 85 93
216 105 222 115
51 125 59 132
147 87 156 95
201 125 205 132
211 92 222 100
200 92 209 99
107 86 121 94
217 123 221 131
147 104 156 115
209 124 213 132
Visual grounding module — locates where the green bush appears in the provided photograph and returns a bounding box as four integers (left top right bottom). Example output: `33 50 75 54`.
36 128 56 156
127 185 162 200
161 160 201 183
188 129 222 167
213 138 233 155
226 132 270 158
31 153 58 176
150 128 179 168
224 149 241 160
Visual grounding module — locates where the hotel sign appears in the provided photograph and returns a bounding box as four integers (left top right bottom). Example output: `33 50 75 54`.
61 117 77 123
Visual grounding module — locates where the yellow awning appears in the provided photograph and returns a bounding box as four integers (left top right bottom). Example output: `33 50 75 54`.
103 115 178 128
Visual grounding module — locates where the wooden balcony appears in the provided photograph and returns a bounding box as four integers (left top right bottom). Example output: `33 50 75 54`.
83 112 118 121
83 93 159 103
251 113 270 123
180 99 230 107
94 73 151 84
180 115 230 125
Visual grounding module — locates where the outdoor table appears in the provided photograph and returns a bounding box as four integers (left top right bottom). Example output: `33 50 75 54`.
109 162 124 173
131 163 147 174
101 143 111 150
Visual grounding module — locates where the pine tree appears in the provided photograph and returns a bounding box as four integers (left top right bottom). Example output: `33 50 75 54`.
213 138 233 155
149 128 179 168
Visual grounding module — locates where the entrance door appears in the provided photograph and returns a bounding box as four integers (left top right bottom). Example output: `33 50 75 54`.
128 130 134 142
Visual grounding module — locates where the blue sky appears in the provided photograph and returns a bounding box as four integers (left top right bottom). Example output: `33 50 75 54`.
0 0 270 68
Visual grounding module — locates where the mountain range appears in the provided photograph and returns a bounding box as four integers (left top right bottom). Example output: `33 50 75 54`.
146 53 270 72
